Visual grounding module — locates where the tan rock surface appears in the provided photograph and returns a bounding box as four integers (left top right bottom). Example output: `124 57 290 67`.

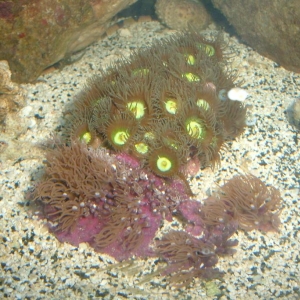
0 0 137 83
0 61 26 124
211 0 300 73
156 0 211 31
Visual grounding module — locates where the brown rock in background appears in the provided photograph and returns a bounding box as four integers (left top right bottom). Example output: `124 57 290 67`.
211 0 300 73
0 0 137 83
0 61 26 125
155 0 212 31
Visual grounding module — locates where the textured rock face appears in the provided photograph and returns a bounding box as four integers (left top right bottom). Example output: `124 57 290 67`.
155 0 211 31
0 0 137 83
0 61 26 125
211 0 300 73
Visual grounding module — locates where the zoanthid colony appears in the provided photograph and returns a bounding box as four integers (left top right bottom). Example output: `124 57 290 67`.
32 31 282 287
66 31 246 178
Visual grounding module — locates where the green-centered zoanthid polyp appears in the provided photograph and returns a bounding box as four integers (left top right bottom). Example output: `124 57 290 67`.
105 113 137 150
148 146 180 177
134 142 149 156
65 30 247 177
185 117 206 140
126 101 146 119
164 98 178 115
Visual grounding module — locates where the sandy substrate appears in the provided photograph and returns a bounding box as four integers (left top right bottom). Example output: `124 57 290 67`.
0 20 299 300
